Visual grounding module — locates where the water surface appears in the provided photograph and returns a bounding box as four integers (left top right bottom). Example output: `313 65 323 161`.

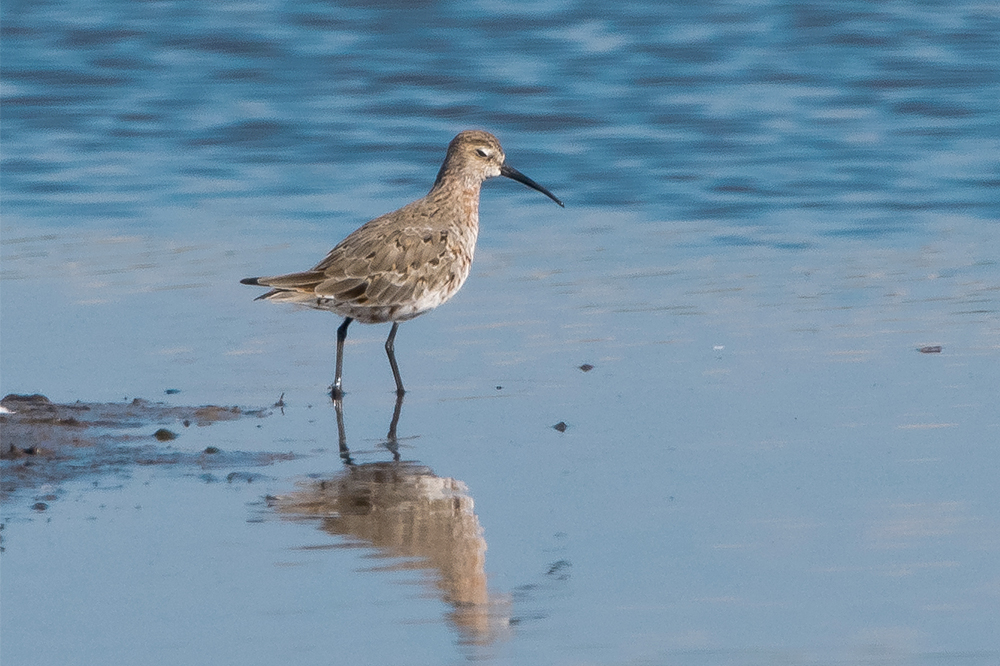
2 1 999 664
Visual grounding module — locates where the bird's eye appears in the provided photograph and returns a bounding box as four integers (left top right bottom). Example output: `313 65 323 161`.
476 148 489 158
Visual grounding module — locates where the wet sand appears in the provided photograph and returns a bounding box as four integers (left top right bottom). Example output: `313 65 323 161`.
1 393 293 506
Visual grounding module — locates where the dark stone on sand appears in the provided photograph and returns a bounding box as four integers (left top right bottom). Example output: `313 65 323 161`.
227 471 263 483
553 421 568 432
579 364 594 372
2 444 52 460
3 394 52 405
153 428 177 441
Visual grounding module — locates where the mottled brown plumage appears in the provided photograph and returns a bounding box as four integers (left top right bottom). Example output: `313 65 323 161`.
242 130 562 398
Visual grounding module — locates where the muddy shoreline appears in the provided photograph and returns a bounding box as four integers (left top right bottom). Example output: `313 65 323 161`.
1 393 295 506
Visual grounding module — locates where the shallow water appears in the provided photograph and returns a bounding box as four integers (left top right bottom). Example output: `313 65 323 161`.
2 1 999 664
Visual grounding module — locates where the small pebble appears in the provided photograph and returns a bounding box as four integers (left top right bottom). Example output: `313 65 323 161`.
227 471 258 483
553 421 568 432
153 428 177 441
579 364 594 372
203 446 220 454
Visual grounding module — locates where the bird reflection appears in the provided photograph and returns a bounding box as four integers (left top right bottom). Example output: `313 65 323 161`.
274 395 509 646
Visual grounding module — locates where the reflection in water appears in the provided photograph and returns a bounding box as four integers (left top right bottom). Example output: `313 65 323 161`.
274 396 509 646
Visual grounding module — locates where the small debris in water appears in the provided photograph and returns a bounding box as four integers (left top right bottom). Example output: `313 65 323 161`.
227 471 261 484
32 502 48 512
496 385 503 390
546 559 572 579
579 364 594 372
165 388 181 395
918 345 942 354
2 444 50 459
204 446 220 454
153 428 177 441
553 421 568 432
273 393 285 408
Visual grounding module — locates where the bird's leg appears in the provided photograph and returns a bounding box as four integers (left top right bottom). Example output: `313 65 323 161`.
332 395 352 466
385 322 405 396
385 391 403 462
332 317 353 400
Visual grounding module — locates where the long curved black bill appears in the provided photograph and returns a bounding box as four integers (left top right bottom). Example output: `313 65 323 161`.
500 163 564 207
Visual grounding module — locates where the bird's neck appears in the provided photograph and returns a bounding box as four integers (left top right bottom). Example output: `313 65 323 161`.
428 174 481 206
426 175 481 232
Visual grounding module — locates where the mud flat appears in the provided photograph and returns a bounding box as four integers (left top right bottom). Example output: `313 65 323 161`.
1 393 295 505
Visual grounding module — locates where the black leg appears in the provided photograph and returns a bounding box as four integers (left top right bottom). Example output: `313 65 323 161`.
385 391 403 462
332 395 352 466
332 317 353 399
385 322 405 396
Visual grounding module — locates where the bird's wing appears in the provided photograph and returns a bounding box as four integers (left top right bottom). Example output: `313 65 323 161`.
310 221 469 308
251 204 471 313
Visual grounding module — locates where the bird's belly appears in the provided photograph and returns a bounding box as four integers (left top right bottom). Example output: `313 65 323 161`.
312 276 467 324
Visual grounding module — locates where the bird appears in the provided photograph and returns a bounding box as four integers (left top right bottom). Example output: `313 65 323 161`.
241 130 563 399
